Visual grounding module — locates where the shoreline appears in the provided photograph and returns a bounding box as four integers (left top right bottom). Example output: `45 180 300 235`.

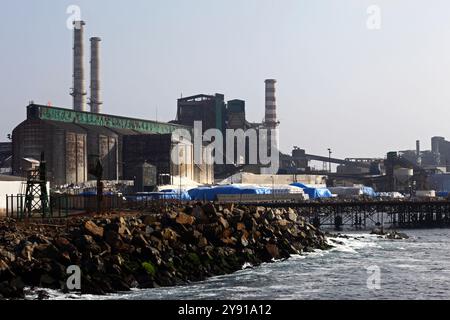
0 204 330 299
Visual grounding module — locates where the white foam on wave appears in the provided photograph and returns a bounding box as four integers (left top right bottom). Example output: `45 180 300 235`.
326 234 381 254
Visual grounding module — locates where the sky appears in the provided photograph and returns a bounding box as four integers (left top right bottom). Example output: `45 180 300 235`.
2 0 450 159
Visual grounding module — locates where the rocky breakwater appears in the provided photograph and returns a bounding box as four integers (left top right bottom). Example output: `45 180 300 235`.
0 204 330 299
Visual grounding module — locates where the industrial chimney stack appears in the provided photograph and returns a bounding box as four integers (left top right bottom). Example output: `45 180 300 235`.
264 79 278 128
71 21 87 112
264 79 280 153
416 140 421 165
89 37 102 113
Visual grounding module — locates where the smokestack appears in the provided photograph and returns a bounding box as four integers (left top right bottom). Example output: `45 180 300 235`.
71 21 87 112
89 37 102 113
264 79 278 128
263 79 280 174
416 140 421 165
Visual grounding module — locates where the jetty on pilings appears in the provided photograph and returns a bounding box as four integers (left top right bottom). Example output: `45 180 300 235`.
217 199 450 230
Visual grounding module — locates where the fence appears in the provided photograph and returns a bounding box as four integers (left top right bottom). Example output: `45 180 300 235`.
4 194 126 219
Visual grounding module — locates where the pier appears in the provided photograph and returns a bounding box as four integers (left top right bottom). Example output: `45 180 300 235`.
5 192 450 230
217 199 450 230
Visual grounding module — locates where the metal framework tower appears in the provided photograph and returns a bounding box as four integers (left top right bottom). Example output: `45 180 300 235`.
24 153 49 217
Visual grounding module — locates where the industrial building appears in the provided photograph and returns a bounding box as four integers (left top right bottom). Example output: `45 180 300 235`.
172 79 281 177
11 104 215 187
11 21 213 189
0 142 12 174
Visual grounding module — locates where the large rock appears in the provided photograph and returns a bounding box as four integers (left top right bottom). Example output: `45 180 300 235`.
236 222 246 231
218 217 229 229
0 249 15 263
143 215 159 225
104 230 123 249
132 234 149 247
162 228 179 242
202 203 217 217
33 243 60 261
176 213 196 225
287 209 298 222
84 221 104 238
265 243 280 259
20 242 35 262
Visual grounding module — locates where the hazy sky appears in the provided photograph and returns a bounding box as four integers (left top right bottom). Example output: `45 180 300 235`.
2 0 450 159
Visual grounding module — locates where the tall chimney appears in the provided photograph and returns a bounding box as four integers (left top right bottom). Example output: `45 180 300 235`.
263 79 280 174
89 37 102 113
71 21 87 112
416 140 421 165
264 79 278 128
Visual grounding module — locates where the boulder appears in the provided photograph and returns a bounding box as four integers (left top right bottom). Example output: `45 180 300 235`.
104 230 123 249
202 203 217 217
218 217 229 229
198 237 208 248
287 209 298 222
20 242 35 262
0 249 15 263
240 235 249 247
84 221 104 238
33 243 60 261
118 225 132 236
162 228 179 242
266 210 276 221
176 213 196 225
386 231 409 240
132 234 149 247
143 215 159 225
265 243 280 259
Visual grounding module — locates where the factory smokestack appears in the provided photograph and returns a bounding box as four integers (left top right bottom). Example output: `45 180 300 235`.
263 79 280 174
416 140 421 165
264 79 278 128
89 37 102 113
71 21 87 112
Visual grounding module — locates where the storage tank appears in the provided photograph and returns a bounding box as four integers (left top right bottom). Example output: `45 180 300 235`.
393 168 413 184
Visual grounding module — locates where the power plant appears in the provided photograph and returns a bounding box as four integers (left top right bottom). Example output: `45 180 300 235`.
3 18 450 201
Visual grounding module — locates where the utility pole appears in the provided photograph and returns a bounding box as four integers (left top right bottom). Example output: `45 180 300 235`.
328 148 332 173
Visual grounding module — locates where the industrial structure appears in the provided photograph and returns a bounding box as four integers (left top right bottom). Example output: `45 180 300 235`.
12 104 213 187
89 37 102 114
263 79 280 163
11 21 213 188
8 18 450 199
71 21 87 112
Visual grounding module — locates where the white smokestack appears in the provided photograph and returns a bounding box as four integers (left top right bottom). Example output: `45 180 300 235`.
89 37 102 113
71 21 87 112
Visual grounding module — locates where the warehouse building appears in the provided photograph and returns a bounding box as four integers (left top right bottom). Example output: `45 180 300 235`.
12 104 213 187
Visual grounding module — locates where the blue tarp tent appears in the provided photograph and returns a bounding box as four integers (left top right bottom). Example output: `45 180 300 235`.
79 191 115 196
188 185 271 201
290 183 333 199
127 190 191 201
361 187 376 197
